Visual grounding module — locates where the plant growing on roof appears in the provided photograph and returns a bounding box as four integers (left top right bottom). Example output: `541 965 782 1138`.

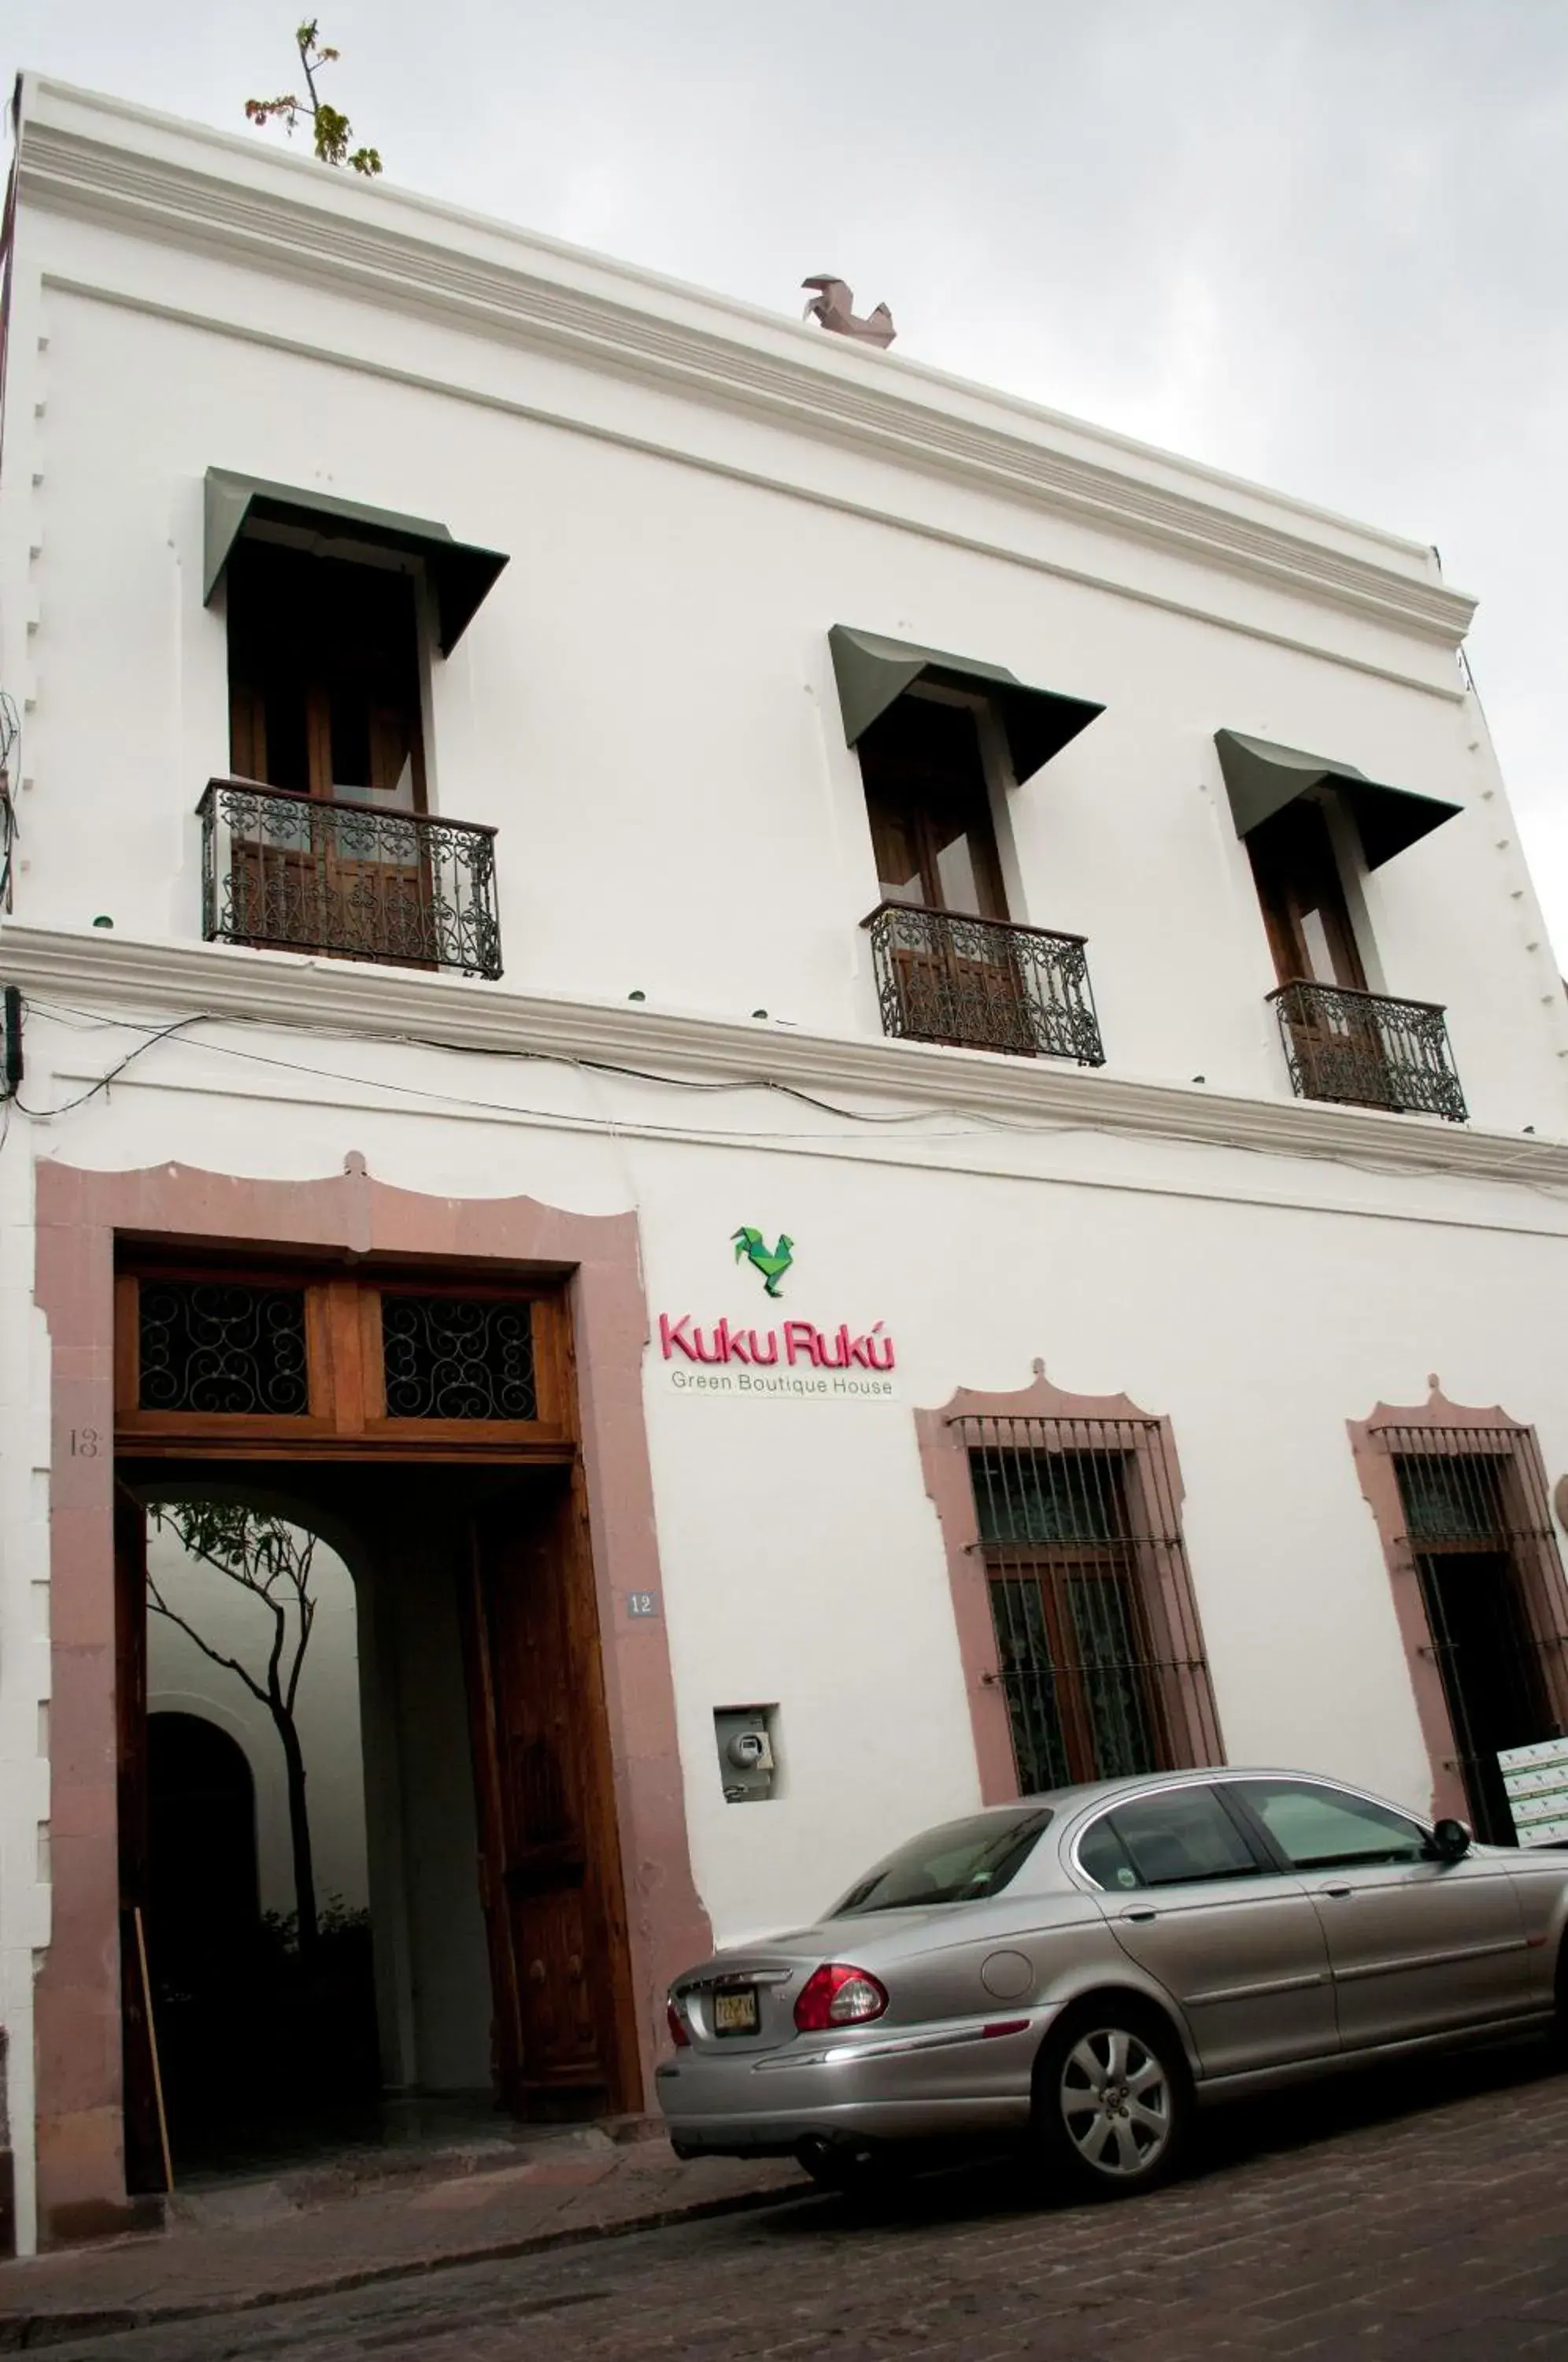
245 19 383 176
147 1502 325 1959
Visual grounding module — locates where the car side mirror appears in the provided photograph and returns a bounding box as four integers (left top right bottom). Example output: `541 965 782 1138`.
1428 1817 1471 1864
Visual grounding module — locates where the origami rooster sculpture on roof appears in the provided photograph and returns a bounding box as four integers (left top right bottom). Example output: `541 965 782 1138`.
801 276 896 349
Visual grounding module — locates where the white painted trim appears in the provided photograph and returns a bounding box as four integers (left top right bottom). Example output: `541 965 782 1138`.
0 76 1452 566
39 1051 1568 1247
41 276 1467 708
14 82 1476 652
4 923 1562 1189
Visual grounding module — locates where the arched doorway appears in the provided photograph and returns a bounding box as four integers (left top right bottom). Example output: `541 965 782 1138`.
139 1502 384 2172
148 1712 261 1967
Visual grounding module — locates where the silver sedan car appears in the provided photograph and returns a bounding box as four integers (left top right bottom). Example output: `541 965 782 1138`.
658 1768 1568 2196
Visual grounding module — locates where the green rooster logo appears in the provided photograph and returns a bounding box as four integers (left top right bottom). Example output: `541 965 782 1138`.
731 1227 794 1298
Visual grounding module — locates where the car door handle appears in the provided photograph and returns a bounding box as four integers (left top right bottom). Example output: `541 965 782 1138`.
1321 1884 1353 1899
1120 1907 1157 1923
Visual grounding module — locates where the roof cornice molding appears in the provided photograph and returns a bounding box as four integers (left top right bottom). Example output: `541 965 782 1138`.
3 924 1560 1191
16 100 1475 652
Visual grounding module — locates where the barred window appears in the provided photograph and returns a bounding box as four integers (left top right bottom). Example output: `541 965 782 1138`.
1396 1453 1505 1547
1385 1427 1568 1846
962 1416 1221 1796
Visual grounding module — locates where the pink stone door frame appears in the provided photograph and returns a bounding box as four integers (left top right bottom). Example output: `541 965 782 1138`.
1348 1383 1568 1825
915 1362 1224 1804
34 1157 709 2246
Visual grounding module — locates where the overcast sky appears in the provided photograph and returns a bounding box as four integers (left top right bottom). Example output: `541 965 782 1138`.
7 2 1566 952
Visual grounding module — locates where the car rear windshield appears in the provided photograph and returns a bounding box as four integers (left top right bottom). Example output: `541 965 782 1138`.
830 1809 1053 1916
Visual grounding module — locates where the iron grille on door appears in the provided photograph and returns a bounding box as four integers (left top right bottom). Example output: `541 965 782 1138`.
960 1415 1222 1794
381 1295 537 1420
137 1280 310 1416
1384 1425 1568 1845
118 1268 567 1446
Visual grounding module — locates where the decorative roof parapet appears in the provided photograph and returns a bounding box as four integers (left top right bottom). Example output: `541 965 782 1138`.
13 80 1477 653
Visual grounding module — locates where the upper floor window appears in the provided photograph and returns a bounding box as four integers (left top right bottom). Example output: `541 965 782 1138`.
1247 798 1366 993
860 690 1008 923
829 626 1106 1063
227 539 427 813
198 471 509 979
1214 729 1467 1120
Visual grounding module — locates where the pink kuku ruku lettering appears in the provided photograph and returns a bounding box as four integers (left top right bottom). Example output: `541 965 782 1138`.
856 1323 895 1371
660 1312 893 1371
782 1321 819 1366
660 1312 697 1361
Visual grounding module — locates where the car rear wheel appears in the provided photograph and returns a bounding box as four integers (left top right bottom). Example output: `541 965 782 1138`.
1034 2003 1190 2198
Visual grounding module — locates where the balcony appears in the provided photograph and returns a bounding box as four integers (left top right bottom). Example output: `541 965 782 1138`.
199 779 502 980
863 901 1104 1064
1269 979 1466 1122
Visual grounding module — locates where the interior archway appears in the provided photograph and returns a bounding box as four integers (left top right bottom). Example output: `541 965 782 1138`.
148 1711 260 1950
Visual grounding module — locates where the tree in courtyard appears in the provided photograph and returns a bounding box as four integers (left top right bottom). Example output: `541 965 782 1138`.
148 1502 323 1960
246 20 383 176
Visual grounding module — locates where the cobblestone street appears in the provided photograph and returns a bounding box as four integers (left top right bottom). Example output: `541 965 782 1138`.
39 2038 1568 2361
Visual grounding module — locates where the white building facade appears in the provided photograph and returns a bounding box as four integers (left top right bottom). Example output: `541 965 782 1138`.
3 76 1568 2253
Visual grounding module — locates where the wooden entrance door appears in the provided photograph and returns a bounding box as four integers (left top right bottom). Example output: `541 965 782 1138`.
463 1478 633 2115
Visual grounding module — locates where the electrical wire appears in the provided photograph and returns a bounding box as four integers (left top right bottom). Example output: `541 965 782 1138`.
7 990 1566 1200
16 993 1011 1138
7 1012 205 1117
0 687 19 915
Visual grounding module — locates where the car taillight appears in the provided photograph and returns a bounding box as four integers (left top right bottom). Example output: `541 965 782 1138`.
793 1963 888 2032
667 1998 691 2049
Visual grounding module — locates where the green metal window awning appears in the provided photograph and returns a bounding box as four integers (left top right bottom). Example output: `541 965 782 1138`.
1215 728 1463 871
202 469 509 654
829 626 1103 783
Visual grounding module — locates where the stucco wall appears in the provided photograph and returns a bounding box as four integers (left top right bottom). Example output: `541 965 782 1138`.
16 1035 1568 1951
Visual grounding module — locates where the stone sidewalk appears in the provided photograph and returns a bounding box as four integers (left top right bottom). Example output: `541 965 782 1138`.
0 2123 801 2349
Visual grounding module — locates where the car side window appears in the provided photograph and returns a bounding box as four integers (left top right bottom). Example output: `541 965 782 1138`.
1237 1780 1428 1870
1076 1814 1142 1893
1108 1787 1262 1886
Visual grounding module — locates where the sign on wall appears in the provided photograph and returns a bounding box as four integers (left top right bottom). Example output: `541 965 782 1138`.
653 1225 899 1402
1498 1738 1568 1847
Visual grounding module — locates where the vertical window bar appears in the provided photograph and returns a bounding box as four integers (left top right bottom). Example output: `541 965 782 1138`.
962 1411 1220 1792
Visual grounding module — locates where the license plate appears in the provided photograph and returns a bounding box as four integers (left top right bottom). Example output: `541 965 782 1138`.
712 1987 760 2036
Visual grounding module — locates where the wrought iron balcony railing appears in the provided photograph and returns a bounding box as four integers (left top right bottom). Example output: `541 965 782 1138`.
863 901 1105 1064
198 779 502 980
1269 979 1466 1122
